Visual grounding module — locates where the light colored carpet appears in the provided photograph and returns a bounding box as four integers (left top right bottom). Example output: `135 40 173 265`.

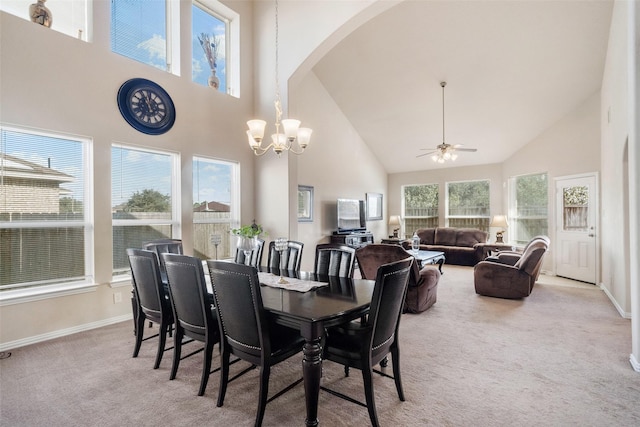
1 265 638 426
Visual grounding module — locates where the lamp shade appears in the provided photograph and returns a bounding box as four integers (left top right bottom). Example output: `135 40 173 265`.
389 215 401 226
490 215 509 228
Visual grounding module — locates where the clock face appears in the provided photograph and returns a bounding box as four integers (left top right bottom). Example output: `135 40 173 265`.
117 78 176 135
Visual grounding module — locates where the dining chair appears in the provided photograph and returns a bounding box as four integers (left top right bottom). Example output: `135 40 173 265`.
267 240 304 271
234 238 265 267
206 260 305 427
313 243 356 278
162 253 220 396
321 257 413 427
126 248 174 369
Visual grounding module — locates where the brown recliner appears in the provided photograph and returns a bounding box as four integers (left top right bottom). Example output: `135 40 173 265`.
484 235 550 282
474 238 549 299
356 244 440 313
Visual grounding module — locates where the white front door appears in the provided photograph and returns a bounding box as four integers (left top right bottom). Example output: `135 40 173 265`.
555 174 598 283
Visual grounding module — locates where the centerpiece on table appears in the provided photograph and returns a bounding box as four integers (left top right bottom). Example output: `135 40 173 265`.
231 222 266 258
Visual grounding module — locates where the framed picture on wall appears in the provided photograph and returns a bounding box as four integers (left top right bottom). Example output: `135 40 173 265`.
298 185 314 222
366 192 383 221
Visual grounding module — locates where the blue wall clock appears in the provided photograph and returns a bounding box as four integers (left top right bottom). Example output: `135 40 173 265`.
117 78 176 135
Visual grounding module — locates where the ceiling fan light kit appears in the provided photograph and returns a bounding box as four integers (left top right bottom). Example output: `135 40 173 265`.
417 81 477 163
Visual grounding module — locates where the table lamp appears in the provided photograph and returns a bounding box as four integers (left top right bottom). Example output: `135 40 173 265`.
389 215 401 238
490 215 509 243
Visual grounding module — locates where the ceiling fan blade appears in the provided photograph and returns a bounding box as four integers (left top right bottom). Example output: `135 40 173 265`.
416 151 437 158
455 148 478 152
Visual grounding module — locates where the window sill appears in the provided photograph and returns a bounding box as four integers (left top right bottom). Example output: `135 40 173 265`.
0 282 99 307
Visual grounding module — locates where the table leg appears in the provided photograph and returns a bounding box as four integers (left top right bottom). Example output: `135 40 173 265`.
301 323 323 427
437 257 445 274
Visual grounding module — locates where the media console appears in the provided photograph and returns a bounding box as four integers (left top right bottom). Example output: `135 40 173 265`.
330 231 374 249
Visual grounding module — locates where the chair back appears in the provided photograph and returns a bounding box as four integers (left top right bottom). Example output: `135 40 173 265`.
126 248 170 320
162 253 216 341
142 239 183 280
142 239 183 255
514 239 549 277
313 243 356 278
356 244 420 285
206 260 269 364
366 257 413 363
234 238 265 267
268 240 304 271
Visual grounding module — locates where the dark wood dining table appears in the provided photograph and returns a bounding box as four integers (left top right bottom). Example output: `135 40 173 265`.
257 267 375 427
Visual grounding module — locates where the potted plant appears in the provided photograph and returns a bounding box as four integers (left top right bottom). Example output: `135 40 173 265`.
231 222 266 254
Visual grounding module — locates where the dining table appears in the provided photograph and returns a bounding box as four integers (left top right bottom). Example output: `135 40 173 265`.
256 267 376 427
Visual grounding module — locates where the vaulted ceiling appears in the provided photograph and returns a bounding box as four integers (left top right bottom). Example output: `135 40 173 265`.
311 0 614 174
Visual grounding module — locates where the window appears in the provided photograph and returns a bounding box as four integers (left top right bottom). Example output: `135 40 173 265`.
509 173 548 245
111 0 180 74
446 180 490 231
112 144 180 279
192 156 239 260
192 0 239 97
403 184 439 236
1 126 93 292
192 2 227 92
1 0 90 41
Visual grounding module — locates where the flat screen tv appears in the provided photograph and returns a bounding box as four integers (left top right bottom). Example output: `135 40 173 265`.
336 199 366 233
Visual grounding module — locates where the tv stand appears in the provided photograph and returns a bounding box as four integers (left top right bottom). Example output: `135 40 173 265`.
330 231 374 249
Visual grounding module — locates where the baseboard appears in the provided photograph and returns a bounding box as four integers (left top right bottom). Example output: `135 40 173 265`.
600 283 632 319
630 354 640 372
0 314 132 352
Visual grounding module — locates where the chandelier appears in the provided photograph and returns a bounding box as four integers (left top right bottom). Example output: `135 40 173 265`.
246 0 312 156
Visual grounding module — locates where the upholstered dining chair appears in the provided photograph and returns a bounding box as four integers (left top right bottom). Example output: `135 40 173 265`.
126 248 174 369
138 239 183 332
267 240 304 271
313 243 356 278
162 253 220 396
321 257 413 427
234 238 265 267
206 260 305 427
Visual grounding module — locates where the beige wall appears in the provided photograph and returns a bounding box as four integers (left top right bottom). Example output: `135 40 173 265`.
601 0 632 317
0 0 256 347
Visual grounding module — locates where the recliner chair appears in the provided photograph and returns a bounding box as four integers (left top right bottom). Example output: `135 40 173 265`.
356 244 440 313
474 238 549 299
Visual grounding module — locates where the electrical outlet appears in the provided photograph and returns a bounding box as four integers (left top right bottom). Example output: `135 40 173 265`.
113 292 122 304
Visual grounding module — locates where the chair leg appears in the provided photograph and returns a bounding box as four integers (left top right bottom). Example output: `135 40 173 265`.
170 326 183 380
344 365 350 377
198 340 214 396
362 365 380 427
255 366 271 427
133 312 146 358
217 351 230 407
391 347 405 401
154 322 168 369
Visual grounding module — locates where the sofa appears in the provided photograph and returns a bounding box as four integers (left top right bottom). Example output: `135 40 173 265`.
356 244 440 313
401 227 489 266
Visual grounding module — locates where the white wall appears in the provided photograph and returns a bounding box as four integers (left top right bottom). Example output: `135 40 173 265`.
600 0 631 317
0 0 256 346
293 72 387 271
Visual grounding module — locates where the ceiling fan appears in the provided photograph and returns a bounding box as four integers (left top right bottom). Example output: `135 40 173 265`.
417 81 478 163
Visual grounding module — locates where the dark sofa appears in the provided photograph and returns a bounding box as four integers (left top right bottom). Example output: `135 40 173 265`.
401 227 489 266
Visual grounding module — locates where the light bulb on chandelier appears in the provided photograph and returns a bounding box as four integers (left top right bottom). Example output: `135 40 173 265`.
246 0 312 157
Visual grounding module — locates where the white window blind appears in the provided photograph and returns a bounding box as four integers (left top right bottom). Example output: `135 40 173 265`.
0 126 92 291
111 144 180 278
111 0 170 72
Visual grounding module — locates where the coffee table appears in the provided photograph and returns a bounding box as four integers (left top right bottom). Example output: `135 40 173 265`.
408 249 446 274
